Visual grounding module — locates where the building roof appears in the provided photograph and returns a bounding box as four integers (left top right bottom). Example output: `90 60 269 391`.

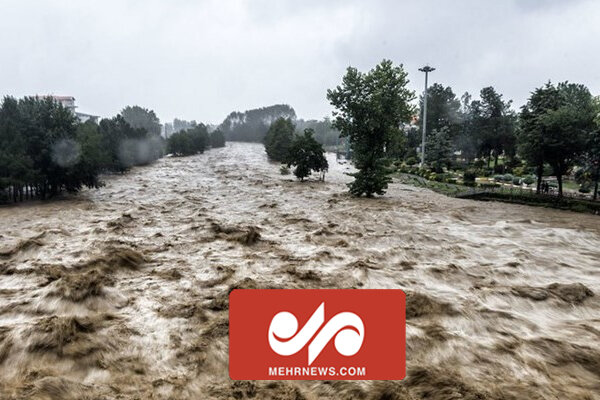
33 95 75 101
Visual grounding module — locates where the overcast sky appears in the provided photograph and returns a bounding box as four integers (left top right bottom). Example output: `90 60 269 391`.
1 0 599 124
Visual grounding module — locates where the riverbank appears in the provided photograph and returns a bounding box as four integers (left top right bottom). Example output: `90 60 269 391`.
395 172 600 215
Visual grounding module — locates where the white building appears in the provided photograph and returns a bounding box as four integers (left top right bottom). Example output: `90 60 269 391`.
35 95 99 123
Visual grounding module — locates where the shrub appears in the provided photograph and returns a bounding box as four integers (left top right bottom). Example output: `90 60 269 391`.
463 169 477 183
523 176 535 185
493 165 504 174
502 174 514 182
512 177 522 185
579 185 591 193
473 159 485 168
405 156 417 166
493 175 504 182
280 165 290 175
513 166 526 177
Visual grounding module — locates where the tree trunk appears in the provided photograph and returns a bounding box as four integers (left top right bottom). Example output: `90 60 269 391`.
557 173 563 197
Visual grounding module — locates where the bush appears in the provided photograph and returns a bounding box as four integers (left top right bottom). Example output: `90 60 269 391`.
463 169 477 183
493 165 504 174
280 165 290 175
512 177 522 185
513 166 526 177
579 185 591 193
473 159 485 168
405 156 417 166
523 176 535 185
493 175 504 182
502 174 514 182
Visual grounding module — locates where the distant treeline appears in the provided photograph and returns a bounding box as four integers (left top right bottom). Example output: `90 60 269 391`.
0 97 164 203
218 104 340 146
167 124 225 156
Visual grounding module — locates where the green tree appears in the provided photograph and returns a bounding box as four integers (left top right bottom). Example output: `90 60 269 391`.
167 130 194 156
264 118 295 161
327 59 415 196
418 83 461 153
519 82 596 196
121 105 161 136
426 126 453 172
472 87 517 169
210 129 226 148
220 104 296 142
286 129 328 181
0 96 104 202
167 124 209 156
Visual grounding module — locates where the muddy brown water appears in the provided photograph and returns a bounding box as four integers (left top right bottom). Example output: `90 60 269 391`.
1 142 599 399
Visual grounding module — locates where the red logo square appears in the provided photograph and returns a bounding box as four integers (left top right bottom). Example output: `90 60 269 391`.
229 289 405 380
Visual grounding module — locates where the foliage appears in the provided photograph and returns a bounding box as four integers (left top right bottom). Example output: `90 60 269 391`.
0 96 104 201
463 170 477 183
426 126 453 172
295 117 341 146
98 114 164 171
405 156 418 166
279 165 290 175
285 129 328 181
220 104 296 142
121 105 161 136
519 81 596 196
210 129 226 148
167 124 209 156
327 59 415 196
264 118 295 161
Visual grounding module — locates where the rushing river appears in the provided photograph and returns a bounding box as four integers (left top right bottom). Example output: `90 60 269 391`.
1 142 599 399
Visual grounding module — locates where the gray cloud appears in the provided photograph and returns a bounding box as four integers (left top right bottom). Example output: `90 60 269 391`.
1 0 598 124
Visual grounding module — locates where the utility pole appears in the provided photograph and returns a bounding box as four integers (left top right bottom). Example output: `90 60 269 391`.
418 65 435 168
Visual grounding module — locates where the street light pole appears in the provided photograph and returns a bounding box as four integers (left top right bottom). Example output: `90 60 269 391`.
418 65 435 168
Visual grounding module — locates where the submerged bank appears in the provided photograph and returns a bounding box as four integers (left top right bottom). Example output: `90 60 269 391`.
1 142 599 399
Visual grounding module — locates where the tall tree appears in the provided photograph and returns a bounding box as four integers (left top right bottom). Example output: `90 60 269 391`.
121 105 161 136
417 83 462 147
264 118 295 161
210 129 226 148
327 59 415 197
286 129 328 181
519 82 596 196
472 87 517 168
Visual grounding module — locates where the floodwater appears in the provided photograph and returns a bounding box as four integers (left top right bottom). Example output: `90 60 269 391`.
1 142 599 399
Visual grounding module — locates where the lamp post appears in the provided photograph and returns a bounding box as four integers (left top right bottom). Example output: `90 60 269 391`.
418 65 435 168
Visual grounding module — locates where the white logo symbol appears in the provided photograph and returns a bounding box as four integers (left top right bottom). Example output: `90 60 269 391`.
268 302 364 365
